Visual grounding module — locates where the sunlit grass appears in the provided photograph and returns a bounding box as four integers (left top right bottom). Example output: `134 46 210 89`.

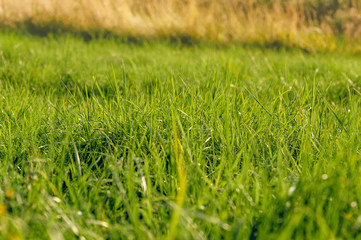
0 31 361 239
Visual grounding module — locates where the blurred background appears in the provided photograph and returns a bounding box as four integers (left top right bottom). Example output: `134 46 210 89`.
1 0 360 51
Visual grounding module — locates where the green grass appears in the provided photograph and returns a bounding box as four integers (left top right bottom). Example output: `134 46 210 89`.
0 31 361 240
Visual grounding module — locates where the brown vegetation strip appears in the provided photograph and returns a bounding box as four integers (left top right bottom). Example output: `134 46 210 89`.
1 0 361 51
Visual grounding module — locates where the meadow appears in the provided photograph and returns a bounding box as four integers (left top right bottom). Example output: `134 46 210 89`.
0 30 360 239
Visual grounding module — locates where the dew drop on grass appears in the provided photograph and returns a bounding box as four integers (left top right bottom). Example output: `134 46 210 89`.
141 176 147 195
357 216 361 223
351 201 357 208
322 174 328 180
288 186 296 195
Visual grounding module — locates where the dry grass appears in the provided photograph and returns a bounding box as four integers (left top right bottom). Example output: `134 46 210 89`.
1 0 361 51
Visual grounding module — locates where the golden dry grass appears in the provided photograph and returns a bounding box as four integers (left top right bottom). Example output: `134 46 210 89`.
1 0 361 51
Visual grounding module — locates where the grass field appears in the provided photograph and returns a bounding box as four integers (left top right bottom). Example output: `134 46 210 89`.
0 31 361 239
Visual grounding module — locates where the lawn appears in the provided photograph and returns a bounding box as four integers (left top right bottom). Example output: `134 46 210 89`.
0 31 361 239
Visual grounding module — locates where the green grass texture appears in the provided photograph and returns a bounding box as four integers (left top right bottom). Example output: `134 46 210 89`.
0 31 361 239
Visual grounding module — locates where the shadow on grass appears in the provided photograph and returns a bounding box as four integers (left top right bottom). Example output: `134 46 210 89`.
0 18 317 52
1 18 202 46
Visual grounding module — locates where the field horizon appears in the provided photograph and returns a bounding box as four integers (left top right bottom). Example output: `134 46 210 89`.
1 0 361 52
